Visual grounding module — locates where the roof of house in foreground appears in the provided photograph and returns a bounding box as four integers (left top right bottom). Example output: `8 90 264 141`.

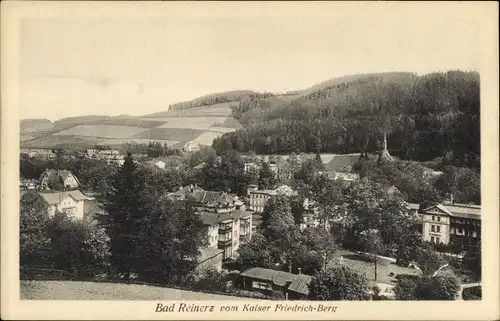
39 190 93 205
240 267 312 295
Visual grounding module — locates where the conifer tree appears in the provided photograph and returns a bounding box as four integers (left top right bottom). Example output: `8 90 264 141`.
100 153 144 280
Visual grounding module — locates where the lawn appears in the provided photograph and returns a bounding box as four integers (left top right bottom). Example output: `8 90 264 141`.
20 280 240 300
334 250 420 286
20 135 105 149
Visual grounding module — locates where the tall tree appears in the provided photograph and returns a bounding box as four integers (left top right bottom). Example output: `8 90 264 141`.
20 191 50 266
258 161 276 190
100 153 144 280
134 199 205 284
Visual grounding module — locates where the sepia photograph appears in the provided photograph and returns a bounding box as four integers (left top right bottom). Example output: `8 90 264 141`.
1 1 499 320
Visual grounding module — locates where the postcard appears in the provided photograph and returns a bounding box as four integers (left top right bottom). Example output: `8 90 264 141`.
1 1 499 320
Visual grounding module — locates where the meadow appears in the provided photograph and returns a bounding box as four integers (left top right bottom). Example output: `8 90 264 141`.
53 125 150 139
20 280 238 300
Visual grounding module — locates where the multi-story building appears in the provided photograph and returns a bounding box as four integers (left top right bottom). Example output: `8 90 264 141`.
418 198 480 247
248 185 295 213
200 210 252 261
38 190 95 220
95 149 125 166
167 185 253 266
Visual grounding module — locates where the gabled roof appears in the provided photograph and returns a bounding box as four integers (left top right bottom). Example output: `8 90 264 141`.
39 190 91 205
287 274 313 295
421 203 480 219
40 169 79 184
240 267 296 287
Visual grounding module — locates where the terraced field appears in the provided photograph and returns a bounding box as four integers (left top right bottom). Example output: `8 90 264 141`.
20 103 243 150
53 125 150 138
142 102 233 118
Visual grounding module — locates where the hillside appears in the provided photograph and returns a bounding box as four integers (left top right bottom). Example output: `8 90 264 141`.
167 90 275 111
213 70 480 169
20 102 243 150
20 70 480 163
20 119 54 133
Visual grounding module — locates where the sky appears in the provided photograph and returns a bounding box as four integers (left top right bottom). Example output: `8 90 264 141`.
18 2 485 121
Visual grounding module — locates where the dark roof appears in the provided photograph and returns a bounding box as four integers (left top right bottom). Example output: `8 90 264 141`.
323 154 361 172
40 169 78 184
422 203 481 220
200 210 251 226
39 190 91 205
287 274 313 295
240 267 296 287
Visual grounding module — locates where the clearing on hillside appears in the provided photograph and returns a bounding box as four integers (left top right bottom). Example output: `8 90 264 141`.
20 135 105 149
192 131 225 146
157 117 228 130
142 102 233 118
133 128 206 141
53 125 149 139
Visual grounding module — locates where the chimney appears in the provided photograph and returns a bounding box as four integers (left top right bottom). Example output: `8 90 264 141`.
450 194 454 204
298 268 302 275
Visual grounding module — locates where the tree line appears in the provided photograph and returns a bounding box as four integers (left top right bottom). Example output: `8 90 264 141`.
214 71 480 170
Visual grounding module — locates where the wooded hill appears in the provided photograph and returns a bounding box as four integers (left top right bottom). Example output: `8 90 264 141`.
211 71 480 169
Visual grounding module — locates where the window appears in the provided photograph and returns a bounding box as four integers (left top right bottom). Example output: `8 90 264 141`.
432 216 435 221
437 216 441 222
431 225 435 232
252 281 272 290
431 236 435 243
436 237 440 244
436 225 440 233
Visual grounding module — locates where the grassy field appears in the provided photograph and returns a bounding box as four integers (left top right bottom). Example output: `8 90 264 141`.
157 117 228 130
95 118 165 128
192 131 225 146
20 280 239 300
133 128 206 141
208 126 237 134
335 250 420 286
53 125 150 139
20 135 105 149
143 102 233 118
97 138 180 146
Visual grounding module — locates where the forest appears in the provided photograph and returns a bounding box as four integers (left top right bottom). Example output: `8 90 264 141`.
212 71 480 170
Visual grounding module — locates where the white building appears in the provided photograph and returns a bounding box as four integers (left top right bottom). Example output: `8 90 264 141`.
249 185 295 213
183 141 200 153
39 190 95 220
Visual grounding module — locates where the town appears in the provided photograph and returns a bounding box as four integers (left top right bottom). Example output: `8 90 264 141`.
20 112 482 301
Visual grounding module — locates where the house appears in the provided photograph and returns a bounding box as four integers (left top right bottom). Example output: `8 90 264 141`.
300 198 320 231
183 141 200 153
20 179 37 190
249 185 295 213
85 149 98 158
417 196 480 248
244 162 260 174
95 150 125 166
169 185 246 213
146 160 166 169
39 190 95 220
39 169 80 190
20 148 56 160
239 267 312 300
200 210 253 261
